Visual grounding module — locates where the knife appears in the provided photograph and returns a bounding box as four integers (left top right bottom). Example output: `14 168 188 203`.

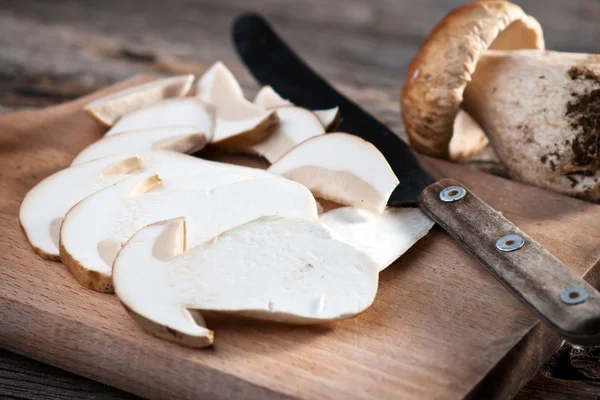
232 14 600 345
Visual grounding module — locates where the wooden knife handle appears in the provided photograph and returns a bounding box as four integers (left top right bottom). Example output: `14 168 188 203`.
419 178 600 345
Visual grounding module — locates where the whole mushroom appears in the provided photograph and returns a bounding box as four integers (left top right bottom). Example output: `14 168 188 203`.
402 0 600 201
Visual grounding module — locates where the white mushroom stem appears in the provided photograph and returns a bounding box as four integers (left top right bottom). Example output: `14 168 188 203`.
113 216 379 347
463 49 600 200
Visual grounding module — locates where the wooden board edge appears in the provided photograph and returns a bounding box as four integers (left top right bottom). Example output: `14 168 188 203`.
465 260 600 399
0 295 298 400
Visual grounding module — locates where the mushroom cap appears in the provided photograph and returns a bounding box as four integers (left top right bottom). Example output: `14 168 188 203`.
401 0 544 159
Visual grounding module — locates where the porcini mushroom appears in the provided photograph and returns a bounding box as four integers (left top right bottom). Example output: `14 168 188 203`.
320 206 433 271
269 133 399 212
84 75 194 126
405 0 600 200
72 126 210 165
106 98 214 137
113 216 379 347
254 86 341 131
401 1 544 160
196 62 279 149
20 151 272 260
245 106 325 163
60 175 318 292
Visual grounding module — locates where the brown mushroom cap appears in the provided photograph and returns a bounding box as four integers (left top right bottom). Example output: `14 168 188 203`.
401 1 545 159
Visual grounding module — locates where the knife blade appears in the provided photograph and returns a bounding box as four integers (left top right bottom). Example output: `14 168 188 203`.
232 14 600 345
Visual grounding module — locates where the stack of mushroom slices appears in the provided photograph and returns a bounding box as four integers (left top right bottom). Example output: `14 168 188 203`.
19 62 434 348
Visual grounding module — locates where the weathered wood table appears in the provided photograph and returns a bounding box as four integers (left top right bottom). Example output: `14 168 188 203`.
1 0 599 398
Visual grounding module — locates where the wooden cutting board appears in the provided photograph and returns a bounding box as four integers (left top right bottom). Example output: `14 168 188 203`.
2 76 600 400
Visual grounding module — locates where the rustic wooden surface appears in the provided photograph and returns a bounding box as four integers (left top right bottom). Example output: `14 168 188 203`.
1 0 600 398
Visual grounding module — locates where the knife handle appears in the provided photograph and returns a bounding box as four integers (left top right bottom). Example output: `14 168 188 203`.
419 178 600 345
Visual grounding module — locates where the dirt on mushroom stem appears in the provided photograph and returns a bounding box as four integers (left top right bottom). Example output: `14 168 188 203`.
562 66 600 179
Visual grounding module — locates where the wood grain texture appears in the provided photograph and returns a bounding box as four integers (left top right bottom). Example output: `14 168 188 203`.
1 0 600 398
0 78 600 399
419 179 600 344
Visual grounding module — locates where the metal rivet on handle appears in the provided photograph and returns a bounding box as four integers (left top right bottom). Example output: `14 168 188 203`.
440 186 466 202
496 234 524 252
560 287 588 305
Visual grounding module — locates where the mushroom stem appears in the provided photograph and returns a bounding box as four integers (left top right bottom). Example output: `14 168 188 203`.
463 49 600 200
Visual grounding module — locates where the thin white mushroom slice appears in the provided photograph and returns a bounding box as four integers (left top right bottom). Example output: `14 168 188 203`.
197 62 278 149
72 126 209 165
320 207 434 271
246 106 325 163
84 75 194 127
19 151 270 260
113 216 379 347
269 133 399 212
60 175 318 292
106 98 214 137
254 86 340 131
313 107 341 132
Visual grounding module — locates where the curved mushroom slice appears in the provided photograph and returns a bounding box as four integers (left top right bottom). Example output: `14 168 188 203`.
269 133 399 212
113 216 379 347
254 86 340 131
247 106 325 163
72 126 209 165
20 151 269 260
85 75 194 127
106 98 214 137
197 62 278 149
60 175 318 292
313 107 341 132
320 207 434 271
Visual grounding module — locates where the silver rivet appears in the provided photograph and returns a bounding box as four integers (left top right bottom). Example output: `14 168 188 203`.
496 234 524 252
440 186 466 202
560 287 588 305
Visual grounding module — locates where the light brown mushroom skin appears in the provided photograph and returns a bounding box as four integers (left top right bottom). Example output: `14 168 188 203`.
401 1 544 159
464 50 600 201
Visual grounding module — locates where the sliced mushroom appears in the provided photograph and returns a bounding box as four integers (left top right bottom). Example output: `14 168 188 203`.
60 175 318 292
72 126 209 165
401 1 544 160
246 106 325 163
197 62 279 149
254 85 341 131
113 216 379 347
85 75 194 127
20 151 270 260
269 133 399 212
106 98 214 137
320 206 433 271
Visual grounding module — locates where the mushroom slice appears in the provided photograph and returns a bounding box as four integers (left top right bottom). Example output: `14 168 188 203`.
320 207 434 271
72 126 209 165
85 75 194 127
401 1 544 159
113 216 379 347
269 133 399 212
197 62 278 149
106 98 214 137
246 106 325 163
20 151 269 260
254 86 341 131
60 175 318 292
